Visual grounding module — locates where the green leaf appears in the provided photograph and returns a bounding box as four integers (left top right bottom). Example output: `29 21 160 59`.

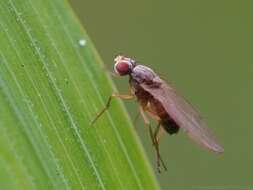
0 0 159 189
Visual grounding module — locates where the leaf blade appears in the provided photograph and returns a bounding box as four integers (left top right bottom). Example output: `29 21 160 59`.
0 0 160 189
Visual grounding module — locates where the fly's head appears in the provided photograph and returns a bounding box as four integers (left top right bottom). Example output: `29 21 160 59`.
114 55 136 76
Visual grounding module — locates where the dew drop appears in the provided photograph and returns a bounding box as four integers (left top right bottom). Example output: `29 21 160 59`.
79 39 86 47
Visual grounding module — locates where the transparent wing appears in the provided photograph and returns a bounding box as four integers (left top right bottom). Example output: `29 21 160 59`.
140 81 224 153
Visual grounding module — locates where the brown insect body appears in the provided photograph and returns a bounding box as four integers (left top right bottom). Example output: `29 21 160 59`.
92 55 224 172
130 71 180 135
115 56 223 154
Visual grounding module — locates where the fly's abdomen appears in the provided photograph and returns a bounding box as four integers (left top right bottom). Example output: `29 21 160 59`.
161 117 180 135
149 98 180 135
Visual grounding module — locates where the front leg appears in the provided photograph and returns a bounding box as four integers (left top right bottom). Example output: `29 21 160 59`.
90 93 134 125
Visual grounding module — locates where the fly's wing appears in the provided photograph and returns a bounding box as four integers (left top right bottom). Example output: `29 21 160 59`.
140 80 224 153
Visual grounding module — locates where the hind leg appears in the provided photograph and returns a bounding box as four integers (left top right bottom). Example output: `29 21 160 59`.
153 123 167 172
139 107 167 172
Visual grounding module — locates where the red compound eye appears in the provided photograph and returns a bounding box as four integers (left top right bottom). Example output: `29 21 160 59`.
114 61 132 75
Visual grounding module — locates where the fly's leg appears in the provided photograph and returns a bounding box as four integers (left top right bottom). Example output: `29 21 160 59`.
90 93 134 125
139 106 155 145
153 123 167 172
154 122 167 145
139 107 167 172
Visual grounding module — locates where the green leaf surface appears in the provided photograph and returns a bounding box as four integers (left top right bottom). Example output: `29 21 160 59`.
0 0 159 189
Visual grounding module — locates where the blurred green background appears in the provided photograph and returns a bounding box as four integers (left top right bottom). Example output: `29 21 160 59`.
69 0 252 189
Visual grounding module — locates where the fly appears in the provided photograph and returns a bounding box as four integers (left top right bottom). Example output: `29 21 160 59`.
91 55 224 172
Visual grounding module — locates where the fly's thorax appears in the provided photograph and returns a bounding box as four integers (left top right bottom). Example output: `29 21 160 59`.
129 78 152 106
130 65 163 89
129 75 154 107
131 65 157 83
